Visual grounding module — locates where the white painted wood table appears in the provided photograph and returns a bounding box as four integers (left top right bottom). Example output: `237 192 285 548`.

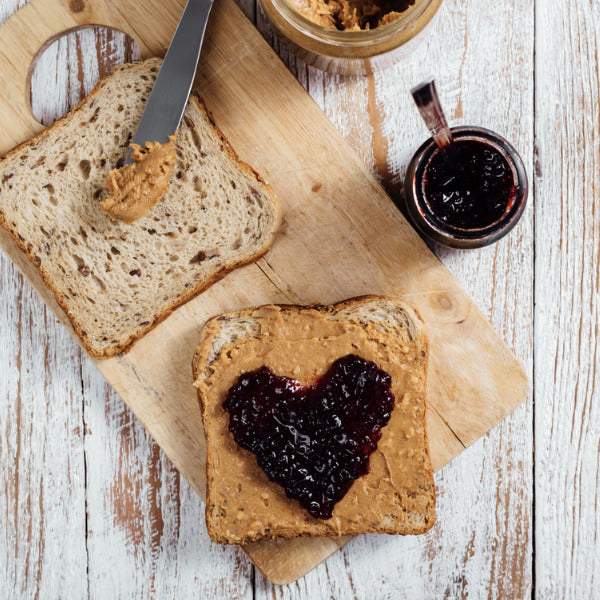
1 0 598 597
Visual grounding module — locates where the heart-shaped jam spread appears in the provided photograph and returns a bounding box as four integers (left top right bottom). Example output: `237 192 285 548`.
223 354 395 519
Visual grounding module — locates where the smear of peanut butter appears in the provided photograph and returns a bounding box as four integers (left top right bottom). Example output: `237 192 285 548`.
101 135 177 224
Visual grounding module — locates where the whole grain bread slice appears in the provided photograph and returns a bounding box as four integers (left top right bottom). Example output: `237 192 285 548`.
0 58 281 358
193 296 436 544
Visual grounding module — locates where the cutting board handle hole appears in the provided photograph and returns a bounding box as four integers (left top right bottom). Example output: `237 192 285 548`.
27 25 140 127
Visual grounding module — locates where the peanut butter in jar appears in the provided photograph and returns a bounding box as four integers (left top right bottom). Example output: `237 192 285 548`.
259 0 442 75
287 0 416 31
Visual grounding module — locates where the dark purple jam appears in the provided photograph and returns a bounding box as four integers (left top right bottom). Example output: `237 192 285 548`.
423 139 516 230
223 354 395 519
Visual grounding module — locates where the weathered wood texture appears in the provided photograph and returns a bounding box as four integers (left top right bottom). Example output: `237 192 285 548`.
534 0 600 598
3 0 531 596
0 247 87 599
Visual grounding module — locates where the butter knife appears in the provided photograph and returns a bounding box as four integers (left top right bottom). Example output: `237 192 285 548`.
125 0 215 164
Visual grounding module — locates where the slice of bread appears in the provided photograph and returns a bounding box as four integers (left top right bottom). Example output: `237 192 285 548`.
0 58 281 358
193 296 436 544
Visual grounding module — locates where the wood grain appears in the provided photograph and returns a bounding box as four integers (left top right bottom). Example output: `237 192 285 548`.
83 362 253 599
534 0 600 597
30 26 139 126
0 7 266 593
0 227 87 599
0 0 24 23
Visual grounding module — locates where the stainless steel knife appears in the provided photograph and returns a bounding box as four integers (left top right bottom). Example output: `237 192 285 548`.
125 0 215 164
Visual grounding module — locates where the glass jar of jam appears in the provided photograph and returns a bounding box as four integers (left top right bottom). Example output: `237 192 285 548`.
403 126 528 249
259 0 442 75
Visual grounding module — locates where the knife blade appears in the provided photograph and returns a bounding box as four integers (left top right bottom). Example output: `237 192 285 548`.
125 0 215 164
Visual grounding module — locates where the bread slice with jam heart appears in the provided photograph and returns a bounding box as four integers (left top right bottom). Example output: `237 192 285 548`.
193 296 436 544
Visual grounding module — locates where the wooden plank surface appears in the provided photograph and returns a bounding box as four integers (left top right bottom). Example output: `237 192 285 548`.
0 243 88 599
1 0 596 596
534 0 600 597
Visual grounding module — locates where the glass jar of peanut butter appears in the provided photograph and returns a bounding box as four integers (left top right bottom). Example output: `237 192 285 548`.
259 0 442 75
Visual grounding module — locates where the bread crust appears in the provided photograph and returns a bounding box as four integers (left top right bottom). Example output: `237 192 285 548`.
0 60 281 359
192 296 436 544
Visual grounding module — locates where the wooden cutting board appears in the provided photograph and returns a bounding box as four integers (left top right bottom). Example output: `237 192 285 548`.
0 0 528 585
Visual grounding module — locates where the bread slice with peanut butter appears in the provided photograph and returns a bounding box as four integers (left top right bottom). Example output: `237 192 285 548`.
0 58 280 358
193 296 436 544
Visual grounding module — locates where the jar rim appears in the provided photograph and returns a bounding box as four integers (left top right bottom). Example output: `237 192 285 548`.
404 126 529 249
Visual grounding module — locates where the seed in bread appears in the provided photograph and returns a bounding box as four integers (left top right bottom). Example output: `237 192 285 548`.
0 58 281 358
193 296 436 544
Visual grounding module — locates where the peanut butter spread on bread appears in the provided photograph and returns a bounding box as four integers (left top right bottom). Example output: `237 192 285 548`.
287 0 413 30
194 305 435 544
102 135 177 223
